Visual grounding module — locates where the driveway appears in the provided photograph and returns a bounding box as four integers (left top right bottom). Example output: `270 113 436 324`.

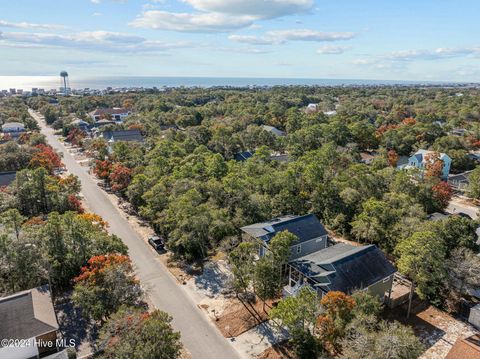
30 109 242 359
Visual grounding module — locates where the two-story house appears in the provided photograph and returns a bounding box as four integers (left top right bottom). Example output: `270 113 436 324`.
89 108 130 122
100 129 144 144
241 214 329 259
406 149 452 179
241 214 396 302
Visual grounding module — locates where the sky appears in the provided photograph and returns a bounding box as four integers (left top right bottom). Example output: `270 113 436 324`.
0 0 479 81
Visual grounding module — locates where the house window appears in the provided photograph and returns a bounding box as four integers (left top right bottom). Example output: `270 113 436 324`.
296 245 301 254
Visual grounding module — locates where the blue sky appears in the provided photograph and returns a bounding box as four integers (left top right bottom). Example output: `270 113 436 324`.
0 0 479 81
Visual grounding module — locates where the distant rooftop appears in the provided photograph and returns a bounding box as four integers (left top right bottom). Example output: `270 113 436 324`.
90 108 129 116
261 125 286 137
0 171 17 187
1 122 25 132
234 150 255 162
101 129 144 143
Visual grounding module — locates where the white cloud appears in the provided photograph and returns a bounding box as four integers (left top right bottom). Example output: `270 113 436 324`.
228 34 272 45
266 29 355 43
182 0 314 19
317 45 350 55
0 19 65 30
229 29 356 45
131 0 315 33
216 46 271 54
130 10 253 32
352 58 376 65
0 30 190 53
387 47 480 61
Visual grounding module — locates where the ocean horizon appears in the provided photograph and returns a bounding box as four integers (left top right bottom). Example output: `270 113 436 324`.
0 75 471 91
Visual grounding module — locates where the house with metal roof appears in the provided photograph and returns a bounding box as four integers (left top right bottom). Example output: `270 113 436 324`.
261 125 286 137
448 171 472 192
286 243 396 300
241 214 329 259
234 150 255 162
0 285 61 358
241 214 396 301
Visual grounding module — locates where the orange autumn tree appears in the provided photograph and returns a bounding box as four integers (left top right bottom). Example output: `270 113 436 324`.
316 291 356 353
73 254 143 323
387 149 399 167
402 117 417 126
432 181 453 210
78 212 109 230
424 151 444 178
94 159 113 180
29 144 63 174
109 163 133 192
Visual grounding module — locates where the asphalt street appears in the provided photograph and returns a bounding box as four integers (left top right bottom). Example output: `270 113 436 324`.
31 109 242 359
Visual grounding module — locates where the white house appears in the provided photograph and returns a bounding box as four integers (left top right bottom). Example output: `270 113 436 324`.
89 108 130 122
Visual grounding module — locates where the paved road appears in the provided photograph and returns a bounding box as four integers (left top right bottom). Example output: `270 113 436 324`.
31 110 242 359
446 196 479 219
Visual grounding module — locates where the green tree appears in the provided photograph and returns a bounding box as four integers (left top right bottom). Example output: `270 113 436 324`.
467 166 480 200
351 291 382 318
0 209 25 240
270 286 323 358
430 215 479 253
42 211 127 288
98 307 182 359
395 231 447 302
228 241 256 295
254 231 295 303
340 320 423 359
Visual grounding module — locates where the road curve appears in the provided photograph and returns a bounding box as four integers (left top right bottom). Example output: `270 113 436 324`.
30 109 242 359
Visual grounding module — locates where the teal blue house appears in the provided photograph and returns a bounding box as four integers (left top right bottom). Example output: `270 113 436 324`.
407 149 452 179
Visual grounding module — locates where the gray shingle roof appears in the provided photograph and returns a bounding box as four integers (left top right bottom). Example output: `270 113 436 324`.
0 172 16 187
241 214 328 245
0 285 59 345
290 243 396 294
102 129 144 143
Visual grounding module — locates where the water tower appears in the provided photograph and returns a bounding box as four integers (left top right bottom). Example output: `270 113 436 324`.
59 71 70 95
